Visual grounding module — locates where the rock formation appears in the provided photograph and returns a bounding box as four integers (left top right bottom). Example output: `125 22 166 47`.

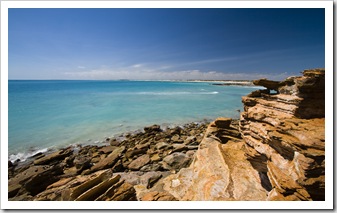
241 68 325 200
8 68 325 201
8 122 207 201
161 68 325 201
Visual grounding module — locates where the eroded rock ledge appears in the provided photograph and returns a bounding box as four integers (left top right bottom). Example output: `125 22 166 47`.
8 68 325 201
161 68 325 201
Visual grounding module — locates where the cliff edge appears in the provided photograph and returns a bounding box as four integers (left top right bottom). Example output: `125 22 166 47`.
160 68 325 201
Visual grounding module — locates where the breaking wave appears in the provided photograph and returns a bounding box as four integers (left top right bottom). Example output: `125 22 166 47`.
9 148 50 163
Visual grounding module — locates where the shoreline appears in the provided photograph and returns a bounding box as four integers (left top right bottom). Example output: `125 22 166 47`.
8 119 212 167
8 119 211 201
7 69 326 201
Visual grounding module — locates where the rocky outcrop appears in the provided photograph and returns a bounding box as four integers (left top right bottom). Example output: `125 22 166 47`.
8 68 325 201
240 68 325 200
8 122 207 201
160 68 325 201
250 68 325 118
161 119 268 201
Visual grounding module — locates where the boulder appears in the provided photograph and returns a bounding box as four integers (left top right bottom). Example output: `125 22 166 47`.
214 117 232 129
73 156 92 173
9 164 63 196
90 146 125 172
155 142 172 150
140 171 163 189
98 146 115 154
128 155 151 171
162 152 191 171
110 139 120 146
34 147 73 165
144 124 161 133
125 148 147 159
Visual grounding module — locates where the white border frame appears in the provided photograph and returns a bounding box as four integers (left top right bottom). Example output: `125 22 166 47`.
1 0 333 210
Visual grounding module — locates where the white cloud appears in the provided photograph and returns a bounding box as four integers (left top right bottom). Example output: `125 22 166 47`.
131 64 144 68
64 68 289 81
77 66 86 69
181 57 239 66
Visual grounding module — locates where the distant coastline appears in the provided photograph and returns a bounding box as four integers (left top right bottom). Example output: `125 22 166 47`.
185 80 254 86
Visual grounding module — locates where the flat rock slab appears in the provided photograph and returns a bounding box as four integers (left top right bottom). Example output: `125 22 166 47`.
128 155 151 171
91 146 125 172
214 117 232 129
34 148 73 165
162 152 191 171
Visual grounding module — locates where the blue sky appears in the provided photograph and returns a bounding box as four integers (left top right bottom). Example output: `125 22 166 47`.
8 8 325 80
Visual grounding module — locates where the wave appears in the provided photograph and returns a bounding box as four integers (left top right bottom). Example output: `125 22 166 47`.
137 91 219 95
9 147 51 163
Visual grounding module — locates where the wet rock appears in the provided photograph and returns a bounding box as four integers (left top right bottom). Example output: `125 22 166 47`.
144 124 161 133
169 126 183 135
109 139 120 146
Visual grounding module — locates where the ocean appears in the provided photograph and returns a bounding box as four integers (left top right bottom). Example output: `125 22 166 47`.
8 80 260 162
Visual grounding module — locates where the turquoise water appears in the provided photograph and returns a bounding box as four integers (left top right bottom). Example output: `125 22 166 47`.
8 80 259 161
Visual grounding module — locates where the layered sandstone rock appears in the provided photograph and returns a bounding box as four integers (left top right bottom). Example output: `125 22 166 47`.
241 68 325 201
160 68 325 201
161 119 268 201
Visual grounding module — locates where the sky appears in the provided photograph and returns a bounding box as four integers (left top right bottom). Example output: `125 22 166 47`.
8 8 325 80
